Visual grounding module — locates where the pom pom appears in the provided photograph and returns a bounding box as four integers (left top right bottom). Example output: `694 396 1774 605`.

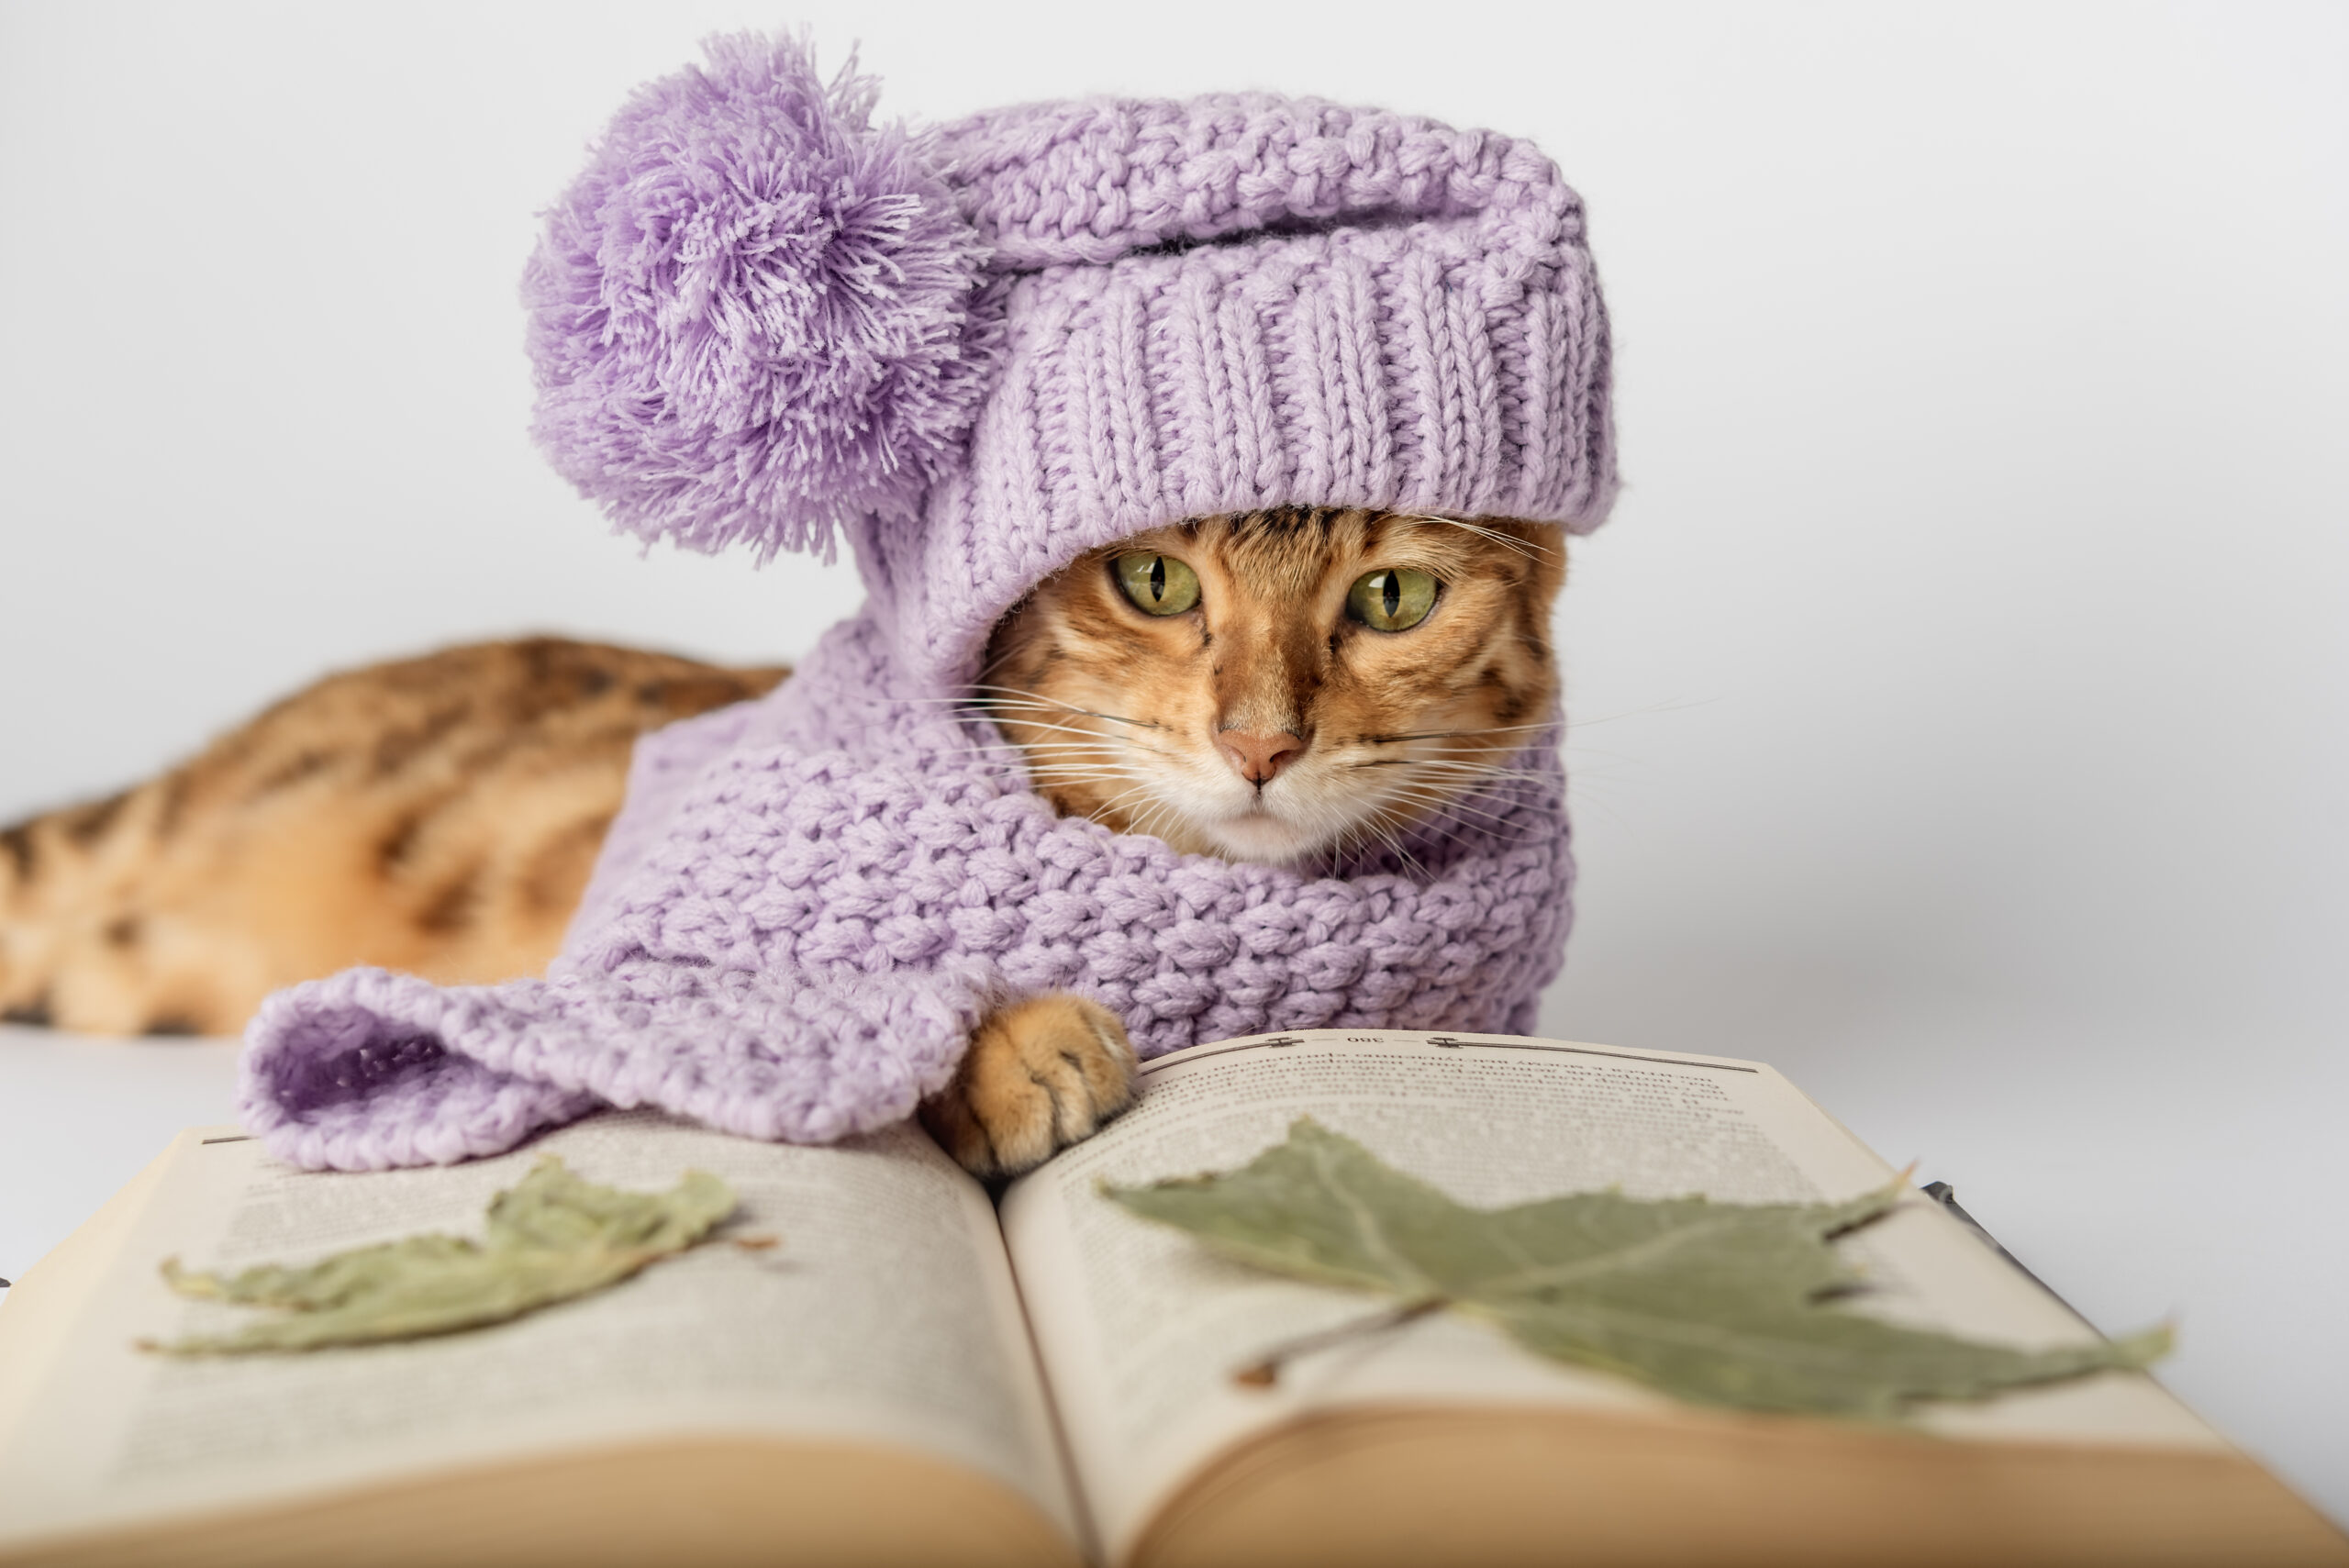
522 33 994 560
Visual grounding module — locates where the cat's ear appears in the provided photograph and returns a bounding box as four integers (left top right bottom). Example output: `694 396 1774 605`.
521 31 996 562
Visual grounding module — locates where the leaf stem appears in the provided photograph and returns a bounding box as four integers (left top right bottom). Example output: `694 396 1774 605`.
1231 1297 1448 1388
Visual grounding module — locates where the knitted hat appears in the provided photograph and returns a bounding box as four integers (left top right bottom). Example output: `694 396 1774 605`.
523 33 1616 684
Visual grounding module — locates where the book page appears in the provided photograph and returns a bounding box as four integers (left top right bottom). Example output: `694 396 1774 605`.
998 1029 2223 1562
0 1134 181 1461
0 1109 1078 1551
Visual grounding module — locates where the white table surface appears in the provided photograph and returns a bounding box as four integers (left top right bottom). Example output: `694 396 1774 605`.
0 1025 243 1282
3 1018 2342 1530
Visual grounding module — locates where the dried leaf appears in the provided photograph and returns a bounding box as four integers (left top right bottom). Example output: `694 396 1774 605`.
1103 1118 2167 1418
145 1158 737 1355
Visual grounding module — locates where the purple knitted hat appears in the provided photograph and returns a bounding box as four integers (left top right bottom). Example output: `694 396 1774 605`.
524 33 1616 681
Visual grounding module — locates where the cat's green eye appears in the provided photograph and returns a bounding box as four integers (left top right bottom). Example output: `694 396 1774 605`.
1113 553 1202 616
1347 567 1438 631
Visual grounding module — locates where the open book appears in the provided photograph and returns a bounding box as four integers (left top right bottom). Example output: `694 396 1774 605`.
1 1029 2339 1566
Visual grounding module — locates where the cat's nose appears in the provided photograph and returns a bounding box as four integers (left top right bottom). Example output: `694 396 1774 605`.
1218 728 1307 786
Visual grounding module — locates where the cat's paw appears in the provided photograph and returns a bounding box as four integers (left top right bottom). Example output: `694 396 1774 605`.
919 994 1138 1178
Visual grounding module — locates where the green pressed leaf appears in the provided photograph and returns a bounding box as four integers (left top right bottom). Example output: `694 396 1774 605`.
1103 1119 2167 1419
146 1158 739 1355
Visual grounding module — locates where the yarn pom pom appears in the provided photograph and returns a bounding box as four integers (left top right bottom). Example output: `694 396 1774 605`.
523 33 994 559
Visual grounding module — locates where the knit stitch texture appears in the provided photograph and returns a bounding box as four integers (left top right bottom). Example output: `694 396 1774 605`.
241 615 1573 1170
238 37 1610 1171
864 89 1619 684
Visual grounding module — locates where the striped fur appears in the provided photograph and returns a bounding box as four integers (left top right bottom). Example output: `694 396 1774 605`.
0 639 782 1037
981 507 1565 865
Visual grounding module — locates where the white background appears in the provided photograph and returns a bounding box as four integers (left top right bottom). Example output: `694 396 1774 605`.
3 0 2343 1523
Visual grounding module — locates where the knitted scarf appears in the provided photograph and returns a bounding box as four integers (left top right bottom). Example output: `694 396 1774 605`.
239 611 1575 1171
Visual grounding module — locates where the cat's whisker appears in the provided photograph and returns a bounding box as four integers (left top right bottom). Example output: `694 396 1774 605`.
1385 775 1547 799
1386 838 1433 881
1403 815 1482 858
986 714 1145 741
1032 743 1186 767
1341 810 1432 880
996 732 1122 751
1416 515 1553 562
1363 762 1529 784
1356 721 1563 745
1025 763 1133 787
981 714 1118 735
1117 790 1191 847
1308 781 1471 872
1374 759 1537 776
963 729 1124 746
1047 739 1184 765
990 716 1183 760
1559 696 1720 729
1395 758 1546 772
1373 784 1519 832
966 684 1163 730
961 731 1132 751
1029 755 1144 779
1372 779 1494 817
1010 762 1131 778
975 738 1130 758
1362 740 1554 757
1354 815 1431 879
958 742 1122 758
1355 757 1531 773
1353 770 1550 807
1349 760 1548 779
1021 751 1150 782
1318 818 1366 874
1099 795 1176 836
1065 772 1178 825
1359 820 1464 872
1378 813 1497 859
1559 745 1644 771
1108 793 1161 835
967 753 1129 776
1562 780 1636 839
1384 772 1517 806
1085 777 1157 808
964 694 1090 714
994 719 1172 755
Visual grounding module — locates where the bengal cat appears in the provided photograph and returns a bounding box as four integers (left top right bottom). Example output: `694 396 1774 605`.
0 508 1564 1174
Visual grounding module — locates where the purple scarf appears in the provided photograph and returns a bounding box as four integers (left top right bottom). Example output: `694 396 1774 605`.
239 612 1574 1171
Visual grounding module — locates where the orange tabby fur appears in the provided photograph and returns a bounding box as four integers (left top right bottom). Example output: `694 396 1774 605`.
2 511 1563 1175
981 507 1564 864
917 994 1136 1178
0 639 783 1037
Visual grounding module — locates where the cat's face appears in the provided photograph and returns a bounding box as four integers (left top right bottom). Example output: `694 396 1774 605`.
982 508 1564 865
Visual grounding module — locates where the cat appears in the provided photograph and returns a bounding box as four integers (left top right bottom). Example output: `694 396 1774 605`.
0 508 1564 1174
